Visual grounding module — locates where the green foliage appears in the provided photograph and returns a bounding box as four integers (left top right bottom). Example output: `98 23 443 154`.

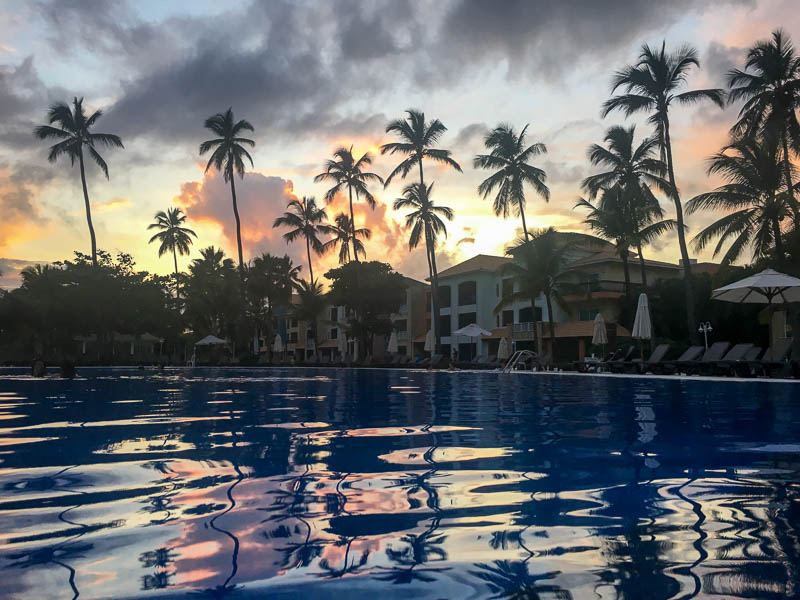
325 261 407 354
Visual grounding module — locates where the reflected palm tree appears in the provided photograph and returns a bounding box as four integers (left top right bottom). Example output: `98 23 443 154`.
140 546 177 591
469 560 571 600
375 517 449 584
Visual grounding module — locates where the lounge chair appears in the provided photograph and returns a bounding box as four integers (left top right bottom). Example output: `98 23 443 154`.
710 343 754 376
682 342 731 375
429 354 445 368
599 346 635 371
653 345 704 375
618 343 670 374
742 338 793 377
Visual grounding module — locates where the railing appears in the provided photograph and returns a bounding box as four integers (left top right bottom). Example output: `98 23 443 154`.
397 331 409 341
502 350 537 373
569 280 645 295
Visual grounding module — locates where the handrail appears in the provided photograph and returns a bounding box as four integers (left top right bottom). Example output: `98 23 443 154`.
502 350 537 373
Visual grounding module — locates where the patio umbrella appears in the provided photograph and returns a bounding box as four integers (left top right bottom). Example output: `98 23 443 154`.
497 337 510 361
712 268 800 304
631 294 652 340
272 334 284 353
387 331 399 354
337 333 347 358
591 313 608 346
452 323 493 338
424 330 434 353
195 335 227 346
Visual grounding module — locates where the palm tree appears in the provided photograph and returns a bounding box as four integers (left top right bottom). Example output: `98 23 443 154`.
314 147 384 262
184 246 240 335
499 228 574 363
474 124 549 241
322 213 371 264
686 136 798 264
293 279 326 355
576 185 675 296
199 108 255 273
147 207 197 297
728 29 800 224
602 42 724 337
273 196 328 284
381 109 462 187
33 97 124 267
581 125 676 288
393 183 454 353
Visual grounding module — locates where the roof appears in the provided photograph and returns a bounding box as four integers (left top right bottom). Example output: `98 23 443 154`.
567 250 679 271
435 255 511 280
401 276 429 288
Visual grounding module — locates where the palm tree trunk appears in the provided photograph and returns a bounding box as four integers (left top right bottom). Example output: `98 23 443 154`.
545 293 556 365
637 243 648 288
172 246 180 299
348 184 358 263
77 149 98 267
519 201 531 242
425 227 440 356
229 175 245 273
781 132 799 224
620 245 631 298
306 237 314 283
773 216 785 261
662 116 697 341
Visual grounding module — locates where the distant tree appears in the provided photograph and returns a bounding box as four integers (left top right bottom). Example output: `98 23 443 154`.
33 97 124 267
728 29 800 224
199 108 255 272
273 196 328 284
687 136 798 264
293 279 327 351
325 261 407 358
393 182 453 353
147 207 197 297
184 246 241 337
602 42 724 337
322 213 371 264
314 147 384 262
247 254 301 350
474 123 549 241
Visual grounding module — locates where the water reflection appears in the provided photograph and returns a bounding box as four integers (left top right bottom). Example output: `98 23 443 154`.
0 368 797 598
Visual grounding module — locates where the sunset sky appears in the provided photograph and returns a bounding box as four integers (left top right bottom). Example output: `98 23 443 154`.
1 0 798 288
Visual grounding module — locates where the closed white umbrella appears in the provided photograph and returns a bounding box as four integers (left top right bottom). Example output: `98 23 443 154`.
424 330 434 353
591 312 608 345
631 293 652 340
497 337 510 361
272 334 284 353
387 331 399 354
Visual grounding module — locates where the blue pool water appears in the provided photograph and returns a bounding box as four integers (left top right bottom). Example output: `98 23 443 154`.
0 367 798 599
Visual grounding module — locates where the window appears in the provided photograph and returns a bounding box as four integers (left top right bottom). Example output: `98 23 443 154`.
395 319 407 332
518 306 543 323
288 332 298 343
439 315 451 336
501 278 514 298
329 307 338 321
579 308 600 321
502 310 514 326
438 286 451 308
458 312 477 328
289 318 298 328
330 328 338 339
458 281 477 305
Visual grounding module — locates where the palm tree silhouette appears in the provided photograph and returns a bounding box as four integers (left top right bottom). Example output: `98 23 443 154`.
33 97 124 267
199 108 255 273
728 29 800 223
581 125 675 287
602 42 724 338
147 207 197 297
314 147 383 263
323 213 371 264
469 560 571 600
273 196 328 284
474 124 549 241
393 183 453 352
576 185 675 296
687 136 798 264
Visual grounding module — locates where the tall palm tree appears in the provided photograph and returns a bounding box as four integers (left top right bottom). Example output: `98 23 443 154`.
602 42 724 337
393 183 454 353
314 147 383 262
581 125 675 287
381 109 462 187
474 124 549 241
576 185 675 296
686 136 798 264
499 228 574 363
322 213 371 264
273 196 328 284
728 29 800 224
199 108 255 273
33 97 124 267
147 207 197 297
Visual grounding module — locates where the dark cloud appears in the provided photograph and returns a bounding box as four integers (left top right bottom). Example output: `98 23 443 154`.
542 160 586 185
0 257 45 289
453 123 489 149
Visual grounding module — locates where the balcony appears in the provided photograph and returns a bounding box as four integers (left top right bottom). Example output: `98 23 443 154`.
562 280 644 301
397 331 409 341
512 322 538 340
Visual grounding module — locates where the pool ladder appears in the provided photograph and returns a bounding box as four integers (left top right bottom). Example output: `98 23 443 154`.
502 350 537 373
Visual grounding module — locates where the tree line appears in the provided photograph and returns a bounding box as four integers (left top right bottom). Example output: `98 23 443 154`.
3 30 798 361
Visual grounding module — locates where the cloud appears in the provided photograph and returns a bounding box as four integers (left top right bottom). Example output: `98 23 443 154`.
0 257 45 289
0 162 53 248
95 196 132 212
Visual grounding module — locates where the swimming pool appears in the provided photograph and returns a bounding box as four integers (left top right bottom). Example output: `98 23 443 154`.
0 367 798 599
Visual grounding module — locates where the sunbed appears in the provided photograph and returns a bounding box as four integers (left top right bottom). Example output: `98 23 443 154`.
653 345 704 375
744 338 793 377
599 346 635 371
710 343 754 376
617 343 670 374
682 342 731 375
